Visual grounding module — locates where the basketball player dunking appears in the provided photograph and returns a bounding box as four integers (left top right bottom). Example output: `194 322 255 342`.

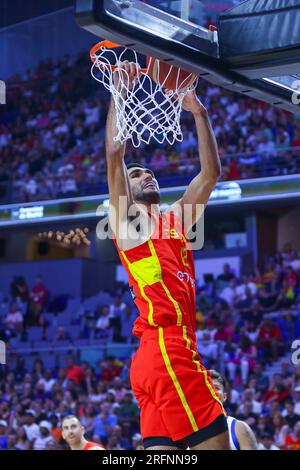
61 415 107 451
106 61 230 450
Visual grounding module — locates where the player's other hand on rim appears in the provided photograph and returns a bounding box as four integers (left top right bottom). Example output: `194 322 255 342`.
182 89 207 116
113 60 141 93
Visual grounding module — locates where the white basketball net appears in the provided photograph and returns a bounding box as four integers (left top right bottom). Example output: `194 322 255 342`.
90 43 197 148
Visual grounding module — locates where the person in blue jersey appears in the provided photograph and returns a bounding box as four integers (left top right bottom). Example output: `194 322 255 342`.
209 370 258 450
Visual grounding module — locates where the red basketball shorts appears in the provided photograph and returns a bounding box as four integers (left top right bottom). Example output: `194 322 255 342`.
130 325 226 442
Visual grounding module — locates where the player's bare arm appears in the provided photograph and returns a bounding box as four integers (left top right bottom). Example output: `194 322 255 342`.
169 90 221 232
105 61 148 250
235 420 258 450
105 63 133 242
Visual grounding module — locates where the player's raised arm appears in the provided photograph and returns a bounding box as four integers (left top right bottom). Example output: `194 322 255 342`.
105 62 139 242
169 89 221 232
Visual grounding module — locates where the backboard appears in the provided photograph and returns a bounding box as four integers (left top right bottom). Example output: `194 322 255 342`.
76 0 300 113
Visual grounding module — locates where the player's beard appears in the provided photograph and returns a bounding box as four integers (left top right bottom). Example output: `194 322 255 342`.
134 187 161 204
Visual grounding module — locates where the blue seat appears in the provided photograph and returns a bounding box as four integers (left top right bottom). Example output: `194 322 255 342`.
32 341 52 350
27 327 44 341
39 352 57 369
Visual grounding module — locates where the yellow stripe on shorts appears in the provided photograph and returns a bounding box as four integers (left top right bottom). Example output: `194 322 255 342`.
182 326 226 415
158 326 199 432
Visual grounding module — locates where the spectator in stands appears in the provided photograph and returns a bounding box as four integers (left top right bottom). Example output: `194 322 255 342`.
132 432 143 450
33 421 55 450
112 377 128 404
10 276 20 301
294 386 300 415
15 427 30 450
281 400 300 428
28 275 47 325
109 295 126 342
217 263 235 283
120 304 137 343
227 334 257 384
53 326 73 345
263 374 290 406
258 317 283 362
93 402 118 445
214 319 235 343
32 359 44 383
284 266 299 289
95 305 111 337
276 311 295 345
110 424 131 450
275 273 298 308
65 357 85 386
23 409 40 445
250 362 269 393
284 250 300 271
87 381 107 405
271 413 288 448
243 320 259 345
6 431 18 450
116 391 139 433
4 303 24 334
236 275 258 300
196 318 218 364
107 435 124 450
80 404 97 436
283 421 300 450
236 400 258 428
49 414 62 445
109 295 126 319
219 278 239 306
257 432 280 450
16 276 29 311
98 357 121 382
37 369 57 393
32 402 48 424
244 298 265 328
0 420 8 449
235 287 254 317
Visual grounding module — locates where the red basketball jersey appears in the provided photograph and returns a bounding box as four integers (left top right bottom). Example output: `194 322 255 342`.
114 212 196 337
82 441 106 450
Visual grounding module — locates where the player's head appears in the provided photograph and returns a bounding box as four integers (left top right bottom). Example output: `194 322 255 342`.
127 163 160 204
261 432 273 449
61 415 85 448
208 369 227 403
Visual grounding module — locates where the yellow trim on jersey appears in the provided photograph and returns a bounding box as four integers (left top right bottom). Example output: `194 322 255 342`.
148 239 182 326
120 250 157 326
158 327 199 432
182 326 226 415
120 238 183 327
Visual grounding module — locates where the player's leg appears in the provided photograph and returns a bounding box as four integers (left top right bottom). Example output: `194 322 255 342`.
191 431 229 450
153 327 230 449
138 396 184 450
187 416 230 450
130 335 185 450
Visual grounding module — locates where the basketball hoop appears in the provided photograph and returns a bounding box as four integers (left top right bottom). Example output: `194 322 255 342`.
90 40 198 148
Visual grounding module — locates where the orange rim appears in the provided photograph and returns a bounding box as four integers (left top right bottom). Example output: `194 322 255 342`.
90 40 147 74
90 40 121 61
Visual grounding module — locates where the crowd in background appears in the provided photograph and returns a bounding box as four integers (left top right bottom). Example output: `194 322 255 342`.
0 243 300 449
1 51 300 203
